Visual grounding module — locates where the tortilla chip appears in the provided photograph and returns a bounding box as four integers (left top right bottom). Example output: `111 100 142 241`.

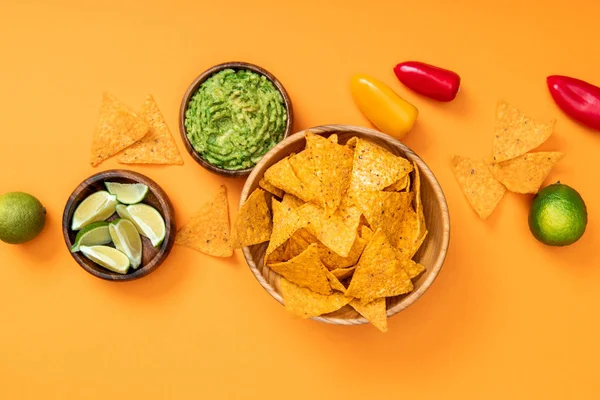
287 229 366 270
335 202 362 233
355 191 416 248
265 198 304 259
360 225 374 241
328 134 339 144
350 298 388 332
492 101 555 163
327 271 347 292
393 247 426 279
118 95 183 165
412 162 427 239
268 244 332 295
176 185 232 257
349 138 413 193
231 189 272 248
403 230 428 260
264 157 315 203
346 229 414 304
280 278 353 319
259 178 284 198
296 203 357 258
331 266 356 280
384 173 410 192
487 152 564 194
281 193 305 210
289 150 323 206
452 155 506 219
346 136 358 149
90 92 148 166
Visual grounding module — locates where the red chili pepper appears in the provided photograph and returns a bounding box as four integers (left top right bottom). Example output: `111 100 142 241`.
547 75 600 132
393 61 460 102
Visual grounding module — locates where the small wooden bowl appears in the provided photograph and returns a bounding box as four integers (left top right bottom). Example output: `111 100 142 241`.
179 61 294 178
241 125 450 325
62 170 176 281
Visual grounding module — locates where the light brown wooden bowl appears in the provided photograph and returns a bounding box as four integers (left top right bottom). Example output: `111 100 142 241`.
241 124 450 325
179 61 294 178
62 170 176 281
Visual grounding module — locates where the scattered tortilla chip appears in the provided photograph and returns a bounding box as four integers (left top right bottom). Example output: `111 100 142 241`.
231 189 272 248
268 244 332 295
287 229 366 270
327 271 347 292
176 185 232 257
350 298 388 332
90 93 148 166
360 225 374 241
349 138 414 193
487 152 564 194
331 266 356 280
452 156 506 219
118 95 183 165
281 193 305 209
355 191 416 248
259 178 284 198
393 248 426 279
346 229 414 304
264 157 315 203
280 278 353 319
296 203 357 258
265 198 305 259
492 101 555 163
384 173 410 192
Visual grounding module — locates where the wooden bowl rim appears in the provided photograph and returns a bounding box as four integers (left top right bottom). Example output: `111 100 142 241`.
240 124 451 325
62 169 176 282
178 61 294 178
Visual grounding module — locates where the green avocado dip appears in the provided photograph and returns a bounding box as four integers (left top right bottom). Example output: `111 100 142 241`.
184 69 287 170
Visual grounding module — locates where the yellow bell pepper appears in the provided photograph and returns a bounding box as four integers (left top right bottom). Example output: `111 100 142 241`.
350 74 418 140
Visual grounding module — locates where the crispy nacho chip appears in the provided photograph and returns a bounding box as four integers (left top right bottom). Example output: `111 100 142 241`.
118 95 183 165
412 162 427 239
487 152 564 194
268 244 332 295
231 189 272 248
346 136 358 149
452 155 506 219
331 266 356 280
346 229 414 304
286 229 366 270
393 247 426 279
384 173 410 192
360 225 374 241
492 101 555 163
264 157 315 203
265 198 305 259
350 298 388 332
328 134 339 144
355 191 416 248
281 193 305 210
327 271 347 292
349 138 413 193
289 150 323 206
280 278 353 319
90 93 148 166
297 203 357 258
176 185 232 257
259 178 284 198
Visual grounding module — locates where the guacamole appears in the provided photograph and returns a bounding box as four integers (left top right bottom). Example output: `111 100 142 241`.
185 69 287 170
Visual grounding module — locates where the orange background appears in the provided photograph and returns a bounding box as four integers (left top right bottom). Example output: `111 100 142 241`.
1 0 599 398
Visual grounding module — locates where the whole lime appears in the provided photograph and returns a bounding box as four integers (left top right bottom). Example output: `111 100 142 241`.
0 192 47 244
529 183 587 246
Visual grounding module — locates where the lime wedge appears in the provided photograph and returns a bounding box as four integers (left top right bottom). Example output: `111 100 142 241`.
117 204 166 247
70 221 111 253
80 245 130 274
105 182 149 205
71 191 118 231
109 219 142 269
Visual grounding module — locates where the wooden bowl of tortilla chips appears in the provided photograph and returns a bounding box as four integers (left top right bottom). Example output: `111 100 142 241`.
237 124 450 331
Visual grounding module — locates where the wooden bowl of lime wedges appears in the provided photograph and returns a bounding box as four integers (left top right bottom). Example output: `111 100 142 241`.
62 170 176 281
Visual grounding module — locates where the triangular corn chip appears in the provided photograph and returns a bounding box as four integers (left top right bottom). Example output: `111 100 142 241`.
350 298 388 332
90 93 148 166
118 95 184 165
487 152 564 194
452 155 506 219
280 278 352 319
231 189 272 248
268 244 332 295
492 101 555 163
176 185 232 257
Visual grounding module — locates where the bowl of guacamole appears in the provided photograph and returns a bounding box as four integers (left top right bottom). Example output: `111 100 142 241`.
179 62 293 177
